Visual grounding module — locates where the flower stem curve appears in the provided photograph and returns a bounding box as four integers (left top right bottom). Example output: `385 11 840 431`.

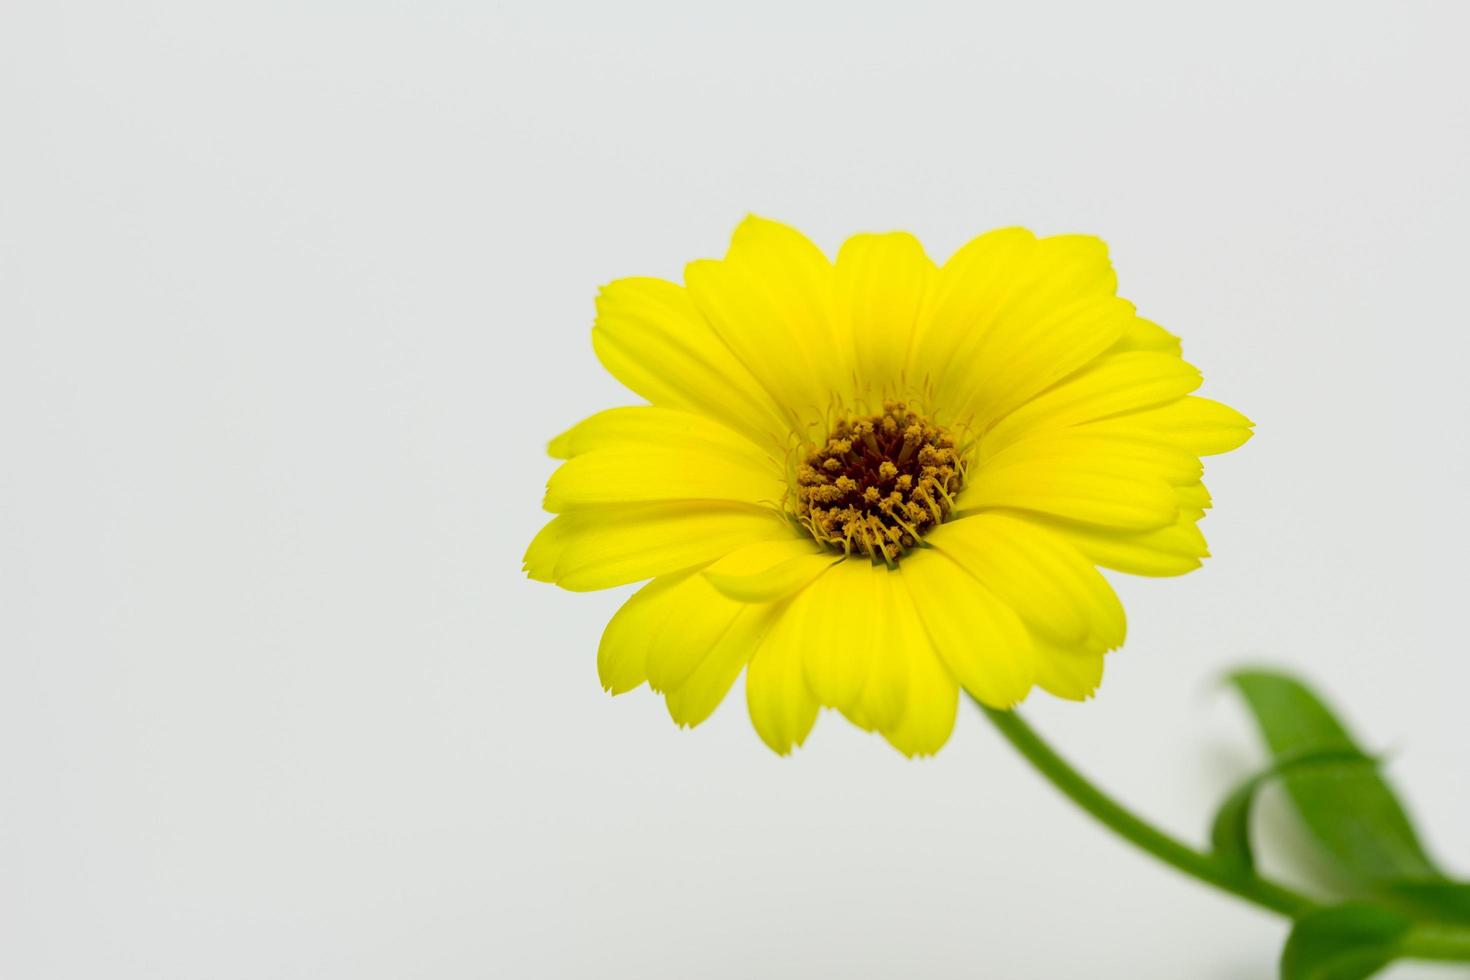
977 698 1470 964
976 698 1315 917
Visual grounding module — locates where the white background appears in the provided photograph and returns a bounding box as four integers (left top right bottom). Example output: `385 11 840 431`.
4 2 1468 977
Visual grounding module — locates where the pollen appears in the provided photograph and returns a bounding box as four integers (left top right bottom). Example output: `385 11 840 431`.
795 402 964 562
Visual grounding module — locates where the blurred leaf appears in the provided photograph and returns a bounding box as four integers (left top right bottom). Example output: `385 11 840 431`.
1381 879 1470 925
1229 670 1440 886
1280 905 1409 980
1211 747 1374 879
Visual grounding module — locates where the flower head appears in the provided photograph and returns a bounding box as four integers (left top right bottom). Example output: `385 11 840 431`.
526 217 1251 755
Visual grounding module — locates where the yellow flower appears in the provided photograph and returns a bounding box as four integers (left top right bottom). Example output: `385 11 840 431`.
525 217 1251 756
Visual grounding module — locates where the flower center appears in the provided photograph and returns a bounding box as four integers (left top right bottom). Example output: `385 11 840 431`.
795 402 963 563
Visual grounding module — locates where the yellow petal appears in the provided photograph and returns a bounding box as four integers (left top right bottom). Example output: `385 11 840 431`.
1037 508 1209 578
907 227 1037 388
795 559 877 714
592 277 788 449
984 351 1203 451
746 598 821 754
1109 316 1182 356
850 566 917 733
703 537 840 603
925 234 1133 425
1078 396 1254 457
957 431 1198 530
664 600 782 728
601 572 783 725
958 449 1180 530
530 502 792 591
834 231 935 399
545 405 787 512
927 513 1125 653
544 445 784 511
547 405 776 463
684 216 843 431
882 642 959 757
1175 482 1213 511
978 431 1203 487
900 548 1035 709
1031 636 1106 701
597 572 696 694
948 296 1137 428
522 515 569 583
643 573 749 694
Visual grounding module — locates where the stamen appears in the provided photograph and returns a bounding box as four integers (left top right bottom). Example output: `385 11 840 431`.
794 402 964 562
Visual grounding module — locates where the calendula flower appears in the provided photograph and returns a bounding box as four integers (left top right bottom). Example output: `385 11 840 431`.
525 217 1251 755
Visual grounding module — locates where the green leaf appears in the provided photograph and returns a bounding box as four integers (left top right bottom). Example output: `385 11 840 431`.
1211 747 1374 879
1229 670 1441 885
1281 905 1410 980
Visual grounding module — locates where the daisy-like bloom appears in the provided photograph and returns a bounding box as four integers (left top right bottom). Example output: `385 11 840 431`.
525 217 1251 756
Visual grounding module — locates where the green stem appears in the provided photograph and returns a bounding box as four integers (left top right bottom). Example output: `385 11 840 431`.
1400 924 1470 962
977 699 1470 965
976 699 1315 918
